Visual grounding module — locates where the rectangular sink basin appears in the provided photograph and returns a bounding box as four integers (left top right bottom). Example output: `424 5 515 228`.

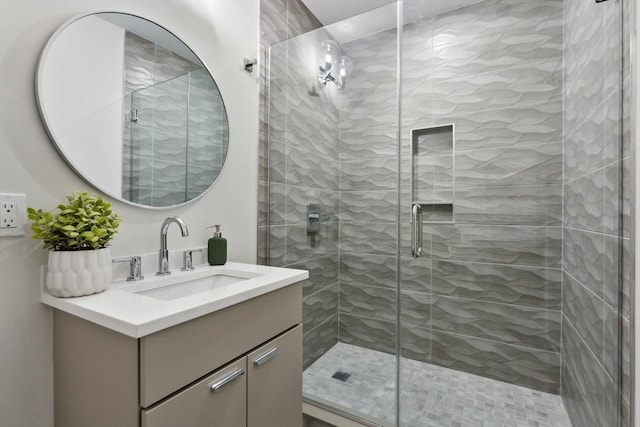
133 273 255 301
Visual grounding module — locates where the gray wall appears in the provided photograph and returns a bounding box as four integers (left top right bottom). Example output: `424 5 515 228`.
267 0 565 390
265 1 633 422
122 33 228 206
560 0 628 425
259 0 343 370
337 0 564 394
258 0 321 267
267 31 343 369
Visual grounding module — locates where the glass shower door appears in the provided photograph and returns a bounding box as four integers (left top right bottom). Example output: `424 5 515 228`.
398 0 624 426
126 74 190 207
266 3 401 425
268 0 626 425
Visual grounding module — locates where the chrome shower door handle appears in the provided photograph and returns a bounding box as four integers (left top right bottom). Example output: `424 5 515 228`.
411 203 423 258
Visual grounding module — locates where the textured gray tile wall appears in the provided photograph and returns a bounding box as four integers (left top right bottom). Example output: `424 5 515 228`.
258 0 322 267
620 1 634 426
122 33 226 207
337 0 564 394
259 0 339 370
263 1 631 417
561 0 626 425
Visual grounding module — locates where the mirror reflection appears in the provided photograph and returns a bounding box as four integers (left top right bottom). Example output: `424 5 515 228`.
37 12 229 208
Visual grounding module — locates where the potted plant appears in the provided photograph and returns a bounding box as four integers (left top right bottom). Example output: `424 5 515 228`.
28 191 121 297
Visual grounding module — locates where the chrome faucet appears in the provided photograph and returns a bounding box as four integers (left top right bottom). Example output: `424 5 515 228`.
157 216 189 276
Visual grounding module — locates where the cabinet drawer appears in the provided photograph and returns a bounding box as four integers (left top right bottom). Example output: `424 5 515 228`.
141 358 247 427
140 283 302 407
247 325 302 427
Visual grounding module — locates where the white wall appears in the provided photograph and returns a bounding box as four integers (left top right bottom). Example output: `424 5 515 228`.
0 1 258 426
39 15 124 196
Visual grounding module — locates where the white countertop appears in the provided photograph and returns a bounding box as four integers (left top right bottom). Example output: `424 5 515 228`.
41 262 308 338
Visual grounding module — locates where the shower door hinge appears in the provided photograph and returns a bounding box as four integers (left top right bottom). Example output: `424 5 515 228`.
130 109 139 123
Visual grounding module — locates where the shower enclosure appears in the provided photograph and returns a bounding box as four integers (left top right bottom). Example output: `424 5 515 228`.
125 69 228 207
121 29 229 208
265 0 627 425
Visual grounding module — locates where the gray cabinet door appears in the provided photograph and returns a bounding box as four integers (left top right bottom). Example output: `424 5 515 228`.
247 325 302 427
142 358 247 427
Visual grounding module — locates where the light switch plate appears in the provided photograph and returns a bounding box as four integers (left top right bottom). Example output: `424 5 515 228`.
0 194 26 237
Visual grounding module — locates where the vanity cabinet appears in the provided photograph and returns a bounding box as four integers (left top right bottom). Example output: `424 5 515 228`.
141 358 247 427
247 326 302 427
53 283 302 427
141 326 302 427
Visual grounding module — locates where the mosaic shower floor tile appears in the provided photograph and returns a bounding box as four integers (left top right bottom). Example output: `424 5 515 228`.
303 343 572 427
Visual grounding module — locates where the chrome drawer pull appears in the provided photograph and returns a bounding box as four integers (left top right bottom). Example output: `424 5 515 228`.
253 348 280 366
210 368 244 393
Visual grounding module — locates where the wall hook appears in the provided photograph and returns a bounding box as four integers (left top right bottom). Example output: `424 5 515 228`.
244 57 258 73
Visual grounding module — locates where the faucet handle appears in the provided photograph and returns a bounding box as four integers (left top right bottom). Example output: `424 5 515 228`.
113 256 144 281
181 249 203 271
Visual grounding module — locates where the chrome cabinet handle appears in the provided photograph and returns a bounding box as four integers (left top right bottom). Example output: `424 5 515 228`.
210 368 244 393
253 348 280 367
411 203 423 258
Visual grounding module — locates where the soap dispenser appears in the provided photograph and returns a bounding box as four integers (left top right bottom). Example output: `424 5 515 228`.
207 225 227 265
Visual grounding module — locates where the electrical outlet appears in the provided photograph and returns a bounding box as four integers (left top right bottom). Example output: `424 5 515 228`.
1 201 17 228
0 194 26 237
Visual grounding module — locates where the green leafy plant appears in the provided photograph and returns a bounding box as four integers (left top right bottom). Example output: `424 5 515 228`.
27 191 121 251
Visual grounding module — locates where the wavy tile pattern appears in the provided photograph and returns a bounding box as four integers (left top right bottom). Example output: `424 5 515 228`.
561 364 598 427
260 2 340 381
431 296 560 352
123 33 227 207
432 260 561 309
340 190 396 223
429 224 562 267
562 7 626 412
431 330 560 393
303 284 339 333
339 253 396 289
262 0 627 413
258 0 323 265
455 143 562 187
303 315 338 370
340 284 397 323
455 184 562 225
562 318 617 426
563 227 605 298
332 0 567 395
564 170 605 232
339 314 397 356
288 254 338 297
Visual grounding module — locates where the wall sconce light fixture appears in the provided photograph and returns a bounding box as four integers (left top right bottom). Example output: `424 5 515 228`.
318 40 353 89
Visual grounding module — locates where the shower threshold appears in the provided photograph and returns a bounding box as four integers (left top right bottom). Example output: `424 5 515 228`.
303 343 572 427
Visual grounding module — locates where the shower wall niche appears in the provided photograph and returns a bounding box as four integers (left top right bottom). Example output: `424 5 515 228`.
411 124 455 223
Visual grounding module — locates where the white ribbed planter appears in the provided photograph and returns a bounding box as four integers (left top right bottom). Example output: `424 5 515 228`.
46 248 112 297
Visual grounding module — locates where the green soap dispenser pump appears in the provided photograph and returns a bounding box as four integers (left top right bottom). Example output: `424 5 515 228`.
207 225 227 265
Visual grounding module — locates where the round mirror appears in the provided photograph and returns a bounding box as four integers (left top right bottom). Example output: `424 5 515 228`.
36 12 229 208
